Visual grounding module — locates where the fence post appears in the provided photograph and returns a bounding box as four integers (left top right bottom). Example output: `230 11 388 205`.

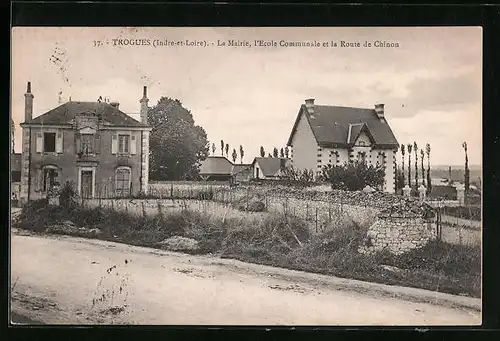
306 203 309 220
142 201 146 219
157 200 163 217
315 208 318 233
328 203 332 222
111 199 114 211
170 184 173 198
125 201 128 213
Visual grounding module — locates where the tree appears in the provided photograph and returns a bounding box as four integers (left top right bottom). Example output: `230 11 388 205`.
220 140 224 156
285 147 289 159
231 148 237 163
225 143 229 158
413 141 418 190
463 141 470 193
448 166 453 186
280 148 285 158
420 149 425 188
268 153 272 157
148 97 209 180
426 143 432 194
322 161 385 191
211 143 216 155
400 144 405 187
239 145 244 164
260 146 265 157
407 143 412 188
273 147 279 158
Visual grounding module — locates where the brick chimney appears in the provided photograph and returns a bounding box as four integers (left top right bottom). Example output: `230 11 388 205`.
305 98 315 114
140 86 149 124
375 103 385 121
110 102 120 109
24 81 34 122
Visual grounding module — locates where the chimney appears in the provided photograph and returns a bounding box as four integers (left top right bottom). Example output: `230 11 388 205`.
24 81 34 122
375 103 385 120
140 86 149 124
305 98 315 113
110 102 120 109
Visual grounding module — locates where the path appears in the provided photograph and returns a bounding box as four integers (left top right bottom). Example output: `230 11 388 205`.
10 233 481 325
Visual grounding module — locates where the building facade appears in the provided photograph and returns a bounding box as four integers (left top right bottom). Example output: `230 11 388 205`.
19 82 151 203
287 99 399 193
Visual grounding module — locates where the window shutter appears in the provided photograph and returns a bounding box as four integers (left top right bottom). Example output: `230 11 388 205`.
55 169 61 185
34 168 42 192
130 134 136 155
111 133 118 154
36 132 43 153
95 132 101 154
75 133 82 154
56 131 63 153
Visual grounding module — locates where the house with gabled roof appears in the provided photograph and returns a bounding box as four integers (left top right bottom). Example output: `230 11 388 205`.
18 82 152 203
286 99 399 193
198 156 253 182
252 157 292 180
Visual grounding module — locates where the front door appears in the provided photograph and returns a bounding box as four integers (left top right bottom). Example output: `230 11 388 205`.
81 170 93 198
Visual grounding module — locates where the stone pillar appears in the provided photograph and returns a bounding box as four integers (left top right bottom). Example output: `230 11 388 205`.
403 185 411 198
457 184 465 205
418 185 427 201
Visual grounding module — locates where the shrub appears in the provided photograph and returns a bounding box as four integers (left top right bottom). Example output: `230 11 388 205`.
59 181 79 209
322 161 385 191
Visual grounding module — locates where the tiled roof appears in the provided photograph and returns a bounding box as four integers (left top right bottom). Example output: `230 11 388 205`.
231 164 252 175
11 153 22 172
27 101 147 127
252 157 291 177
287 104 399 148
199 156 234 175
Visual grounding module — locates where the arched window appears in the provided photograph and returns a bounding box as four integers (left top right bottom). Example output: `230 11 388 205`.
115 166 131 196
38 165 60 192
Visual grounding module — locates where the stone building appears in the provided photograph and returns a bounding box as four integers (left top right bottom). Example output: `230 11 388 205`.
286 99 399 193
19 82 152 203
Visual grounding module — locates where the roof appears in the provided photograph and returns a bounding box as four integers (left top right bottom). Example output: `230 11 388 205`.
231 164 252 175
199 156 234 175
252 157 290 177
287 104 399 149
11 153 21 172
26 101 148 127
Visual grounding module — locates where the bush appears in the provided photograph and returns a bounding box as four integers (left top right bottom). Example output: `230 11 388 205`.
59 181 79 209
322 161 385 191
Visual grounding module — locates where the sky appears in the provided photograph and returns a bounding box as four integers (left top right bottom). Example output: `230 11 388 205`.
11 27 482 166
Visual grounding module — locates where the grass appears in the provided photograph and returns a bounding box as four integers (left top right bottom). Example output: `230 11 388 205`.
14 199 481 298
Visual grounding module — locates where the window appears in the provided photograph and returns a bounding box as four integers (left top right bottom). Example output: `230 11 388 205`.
43 168 59 192
118 134 130 154
115 167 131 196
357 152 367 164
44 133 56 152
81 134 94 154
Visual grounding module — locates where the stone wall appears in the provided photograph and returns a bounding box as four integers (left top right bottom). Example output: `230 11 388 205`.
358 198 437 255
358 216 437 255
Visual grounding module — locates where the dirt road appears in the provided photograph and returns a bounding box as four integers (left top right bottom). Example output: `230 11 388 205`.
10 232 481 325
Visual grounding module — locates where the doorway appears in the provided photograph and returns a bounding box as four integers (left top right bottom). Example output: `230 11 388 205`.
79 167 95 198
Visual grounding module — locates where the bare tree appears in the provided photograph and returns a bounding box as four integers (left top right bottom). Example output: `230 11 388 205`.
273 147 279 158
407 143 413 188
413 141 418 190
225 143 229 158
212 143 216 155
426 143 432 194
463 141 470 193
231 148 238 163
420 149 425 188
400 144 405 187
280 148 285 158
239 145 244 164
260 146 265 157
285 147 289 159
220 140 224 156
